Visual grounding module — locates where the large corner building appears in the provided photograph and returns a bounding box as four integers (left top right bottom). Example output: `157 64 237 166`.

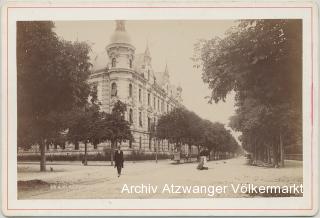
88 21 183 153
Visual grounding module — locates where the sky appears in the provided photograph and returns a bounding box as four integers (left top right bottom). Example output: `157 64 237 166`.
54 20 240 140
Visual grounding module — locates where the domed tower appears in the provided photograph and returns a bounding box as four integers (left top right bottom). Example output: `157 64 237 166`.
106 21 135 69
105 20 136 105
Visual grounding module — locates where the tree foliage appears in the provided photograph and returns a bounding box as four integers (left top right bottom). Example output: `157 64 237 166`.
156 107 240 155
17 21 92 170
193 20 302 166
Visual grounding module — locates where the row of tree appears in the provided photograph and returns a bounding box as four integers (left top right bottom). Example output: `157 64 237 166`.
17 21 239 172
193 20 302 167
154 107 241 158
17 21 132 171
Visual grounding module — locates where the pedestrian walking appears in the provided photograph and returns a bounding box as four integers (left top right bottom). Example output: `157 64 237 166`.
197 147 208 170
114 146 124 177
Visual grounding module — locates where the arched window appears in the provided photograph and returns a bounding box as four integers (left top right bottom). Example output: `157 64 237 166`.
139 89 142 102
147 93 150 105
129 83 132 97
111 82 117 97
147 70 150 81
139 111 143 127
129 108 133 124
129 59 133 68
112 58 116 67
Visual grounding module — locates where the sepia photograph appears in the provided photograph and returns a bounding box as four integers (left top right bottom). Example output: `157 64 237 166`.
1 2 318 216
16 19 303 199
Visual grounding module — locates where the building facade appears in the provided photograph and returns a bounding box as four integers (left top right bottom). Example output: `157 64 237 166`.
88 21 183 154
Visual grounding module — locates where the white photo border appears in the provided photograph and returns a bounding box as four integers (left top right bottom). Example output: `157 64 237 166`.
1 1 318 216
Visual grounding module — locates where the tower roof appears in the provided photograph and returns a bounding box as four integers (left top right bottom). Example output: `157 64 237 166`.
144 43 151 57
110 20 132 44
164 63 169 77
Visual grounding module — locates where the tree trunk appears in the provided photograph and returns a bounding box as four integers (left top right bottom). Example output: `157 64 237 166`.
110 140 116 166
40 140 46 172
273 144 279 167
155 139 158 163
267 147 272 164
84 141 88 165
280 133 285 167
197 145 200 161
75 141 79 150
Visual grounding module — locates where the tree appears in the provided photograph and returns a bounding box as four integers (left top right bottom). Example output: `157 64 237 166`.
65 88 101 165
102 100 133 166
17 21 92 171
156 107 240 160
193 20 302 167
157 107 190 152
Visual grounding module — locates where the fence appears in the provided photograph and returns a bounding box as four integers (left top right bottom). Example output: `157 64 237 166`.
17 148 172 162
285 154 303 161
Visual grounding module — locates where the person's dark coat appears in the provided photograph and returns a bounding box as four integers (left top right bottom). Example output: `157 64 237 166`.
199 149 205 156
114 150 124 168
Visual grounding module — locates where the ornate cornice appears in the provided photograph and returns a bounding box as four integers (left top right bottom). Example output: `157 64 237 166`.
106 43 135 52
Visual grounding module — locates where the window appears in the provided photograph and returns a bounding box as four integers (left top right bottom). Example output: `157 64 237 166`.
112 58 116 67
157 99 160 110
167 104 169 112
147 70 150 80
129 59 132 68
129 139 132 148
153 96 156 108
129 109 133 124
129 84 132 97
149 137 152 150
111 82 117 97
139 89 142 102
161 100 164 112
139 111 142 127
139 136 142 149
148 117 151 131
148 93 150 105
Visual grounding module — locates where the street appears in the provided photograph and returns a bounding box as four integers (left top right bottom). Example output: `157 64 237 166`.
17 157 303 199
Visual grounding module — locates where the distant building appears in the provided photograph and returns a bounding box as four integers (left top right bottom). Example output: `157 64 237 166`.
89 20 183 153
